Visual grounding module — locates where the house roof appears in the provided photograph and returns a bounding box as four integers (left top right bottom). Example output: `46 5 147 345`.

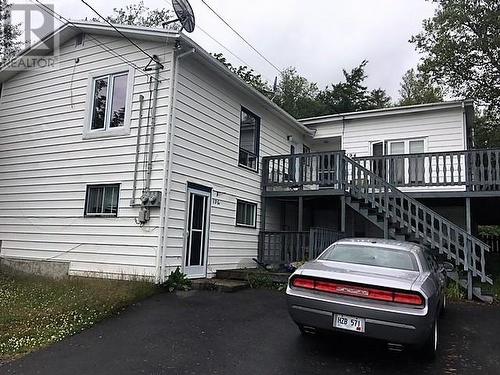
0 21 313 136
299 100 474 126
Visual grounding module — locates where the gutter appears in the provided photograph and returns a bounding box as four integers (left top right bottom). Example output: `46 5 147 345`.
156 46 196 284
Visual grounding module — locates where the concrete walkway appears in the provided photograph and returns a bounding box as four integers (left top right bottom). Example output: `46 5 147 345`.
2 289 499 375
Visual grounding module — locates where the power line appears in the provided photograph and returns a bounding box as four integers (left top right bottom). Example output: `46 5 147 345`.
28 0 164 83
80 0 164 69
197 25 254 71
198 0 282 74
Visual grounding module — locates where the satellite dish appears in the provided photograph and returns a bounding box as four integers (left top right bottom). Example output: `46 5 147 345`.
163 0 196 33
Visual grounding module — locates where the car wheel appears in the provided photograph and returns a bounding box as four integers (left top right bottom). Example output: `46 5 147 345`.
421 319 438 359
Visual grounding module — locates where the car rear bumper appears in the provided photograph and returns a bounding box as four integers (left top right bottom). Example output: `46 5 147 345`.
287 288 434 345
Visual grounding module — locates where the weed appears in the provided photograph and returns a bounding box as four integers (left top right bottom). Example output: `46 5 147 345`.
162 267 191 292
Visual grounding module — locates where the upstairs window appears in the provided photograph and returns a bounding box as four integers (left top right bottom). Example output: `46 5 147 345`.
238 108 260 171
84 67 133 139
91 72 128 130
85 184 120 217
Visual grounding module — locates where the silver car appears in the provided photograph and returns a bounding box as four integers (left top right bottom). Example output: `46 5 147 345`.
286 238 452 358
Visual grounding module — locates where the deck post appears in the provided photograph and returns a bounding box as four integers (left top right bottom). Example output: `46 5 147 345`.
340 195 346 233
465 197 473 300
259 194 267 263
298 196 303 232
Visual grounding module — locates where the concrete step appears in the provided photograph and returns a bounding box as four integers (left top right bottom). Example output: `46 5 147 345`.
190 278 249 293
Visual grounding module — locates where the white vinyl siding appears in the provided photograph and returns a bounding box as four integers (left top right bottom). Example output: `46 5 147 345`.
164 57 305 276
0 34 174 278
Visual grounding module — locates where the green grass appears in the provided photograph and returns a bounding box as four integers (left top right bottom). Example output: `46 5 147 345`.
0 269 158 362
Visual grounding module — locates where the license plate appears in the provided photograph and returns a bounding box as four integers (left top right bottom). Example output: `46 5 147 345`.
334 314 365 333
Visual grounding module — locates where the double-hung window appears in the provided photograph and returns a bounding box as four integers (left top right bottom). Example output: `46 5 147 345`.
238 108 260 171
85 184 120 217
236 200 257 228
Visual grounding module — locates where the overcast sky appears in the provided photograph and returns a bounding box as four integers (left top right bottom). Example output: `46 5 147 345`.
15 0 437 100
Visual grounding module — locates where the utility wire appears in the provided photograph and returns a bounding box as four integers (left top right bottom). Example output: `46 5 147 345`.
29 0 164 83
197 25 254 72
80 0 164 69
198 0 282 74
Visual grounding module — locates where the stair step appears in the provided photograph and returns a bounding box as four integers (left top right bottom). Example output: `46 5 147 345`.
190 278 248 293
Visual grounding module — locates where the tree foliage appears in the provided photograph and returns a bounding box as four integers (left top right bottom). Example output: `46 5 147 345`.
103 0 176 29
316 60 391 115
411 0 500 147
274 67 325 119
212 53 271 95
398 68 444 106
0 0 22 65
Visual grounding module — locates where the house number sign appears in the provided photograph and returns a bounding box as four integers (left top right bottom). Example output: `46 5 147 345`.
212 191 221 206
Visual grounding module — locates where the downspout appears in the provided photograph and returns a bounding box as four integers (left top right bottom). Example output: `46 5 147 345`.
157 46 196 283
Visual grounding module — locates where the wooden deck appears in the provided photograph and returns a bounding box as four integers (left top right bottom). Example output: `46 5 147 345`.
262 149 500 195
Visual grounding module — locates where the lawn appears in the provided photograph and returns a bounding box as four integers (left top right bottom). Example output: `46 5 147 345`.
0 269 158 363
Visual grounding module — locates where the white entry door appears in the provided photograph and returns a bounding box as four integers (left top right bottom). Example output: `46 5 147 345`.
184 187 211 278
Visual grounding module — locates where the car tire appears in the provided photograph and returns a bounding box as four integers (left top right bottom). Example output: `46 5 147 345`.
421 319 438 359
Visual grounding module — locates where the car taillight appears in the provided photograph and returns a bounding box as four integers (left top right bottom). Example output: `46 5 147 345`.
393 292 424 306
291 277 424 307
292 277 314 289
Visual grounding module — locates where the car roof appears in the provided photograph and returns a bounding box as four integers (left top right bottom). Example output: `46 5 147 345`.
334 238 424 255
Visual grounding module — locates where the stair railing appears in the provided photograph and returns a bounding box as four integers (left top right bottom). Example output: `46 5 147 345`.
342 154 492 285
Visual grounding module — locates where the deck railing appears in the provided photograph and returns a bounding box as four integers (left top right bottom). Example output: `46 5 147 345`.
259 228 341 265
262 151 345 190
355 149 500 191
480 234 500 253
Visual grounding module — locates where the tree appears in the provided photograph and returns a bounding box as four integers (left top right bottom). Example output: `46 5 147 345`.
274 67 326 119
316 60 392 114
411 0 500 146
103 1 176 28
0 0 22 65
398 68 444 106
212 53 271 96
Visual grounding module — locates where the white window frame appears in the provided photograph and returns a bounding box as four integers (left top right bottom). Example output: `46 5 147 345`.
235 199 257 228
84 184 120 217
387 138 427 155
83 66 135 139
370 137 428 156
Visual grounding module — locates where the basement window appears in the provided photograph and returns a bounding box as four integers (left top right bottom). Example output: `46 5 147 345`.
85 184 120 217
238 107 260 171
83 67 134 139
236 200 257 228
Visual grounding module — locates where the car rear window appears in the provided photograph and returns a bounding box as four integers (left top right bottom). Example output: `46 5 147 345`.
318 243 419 271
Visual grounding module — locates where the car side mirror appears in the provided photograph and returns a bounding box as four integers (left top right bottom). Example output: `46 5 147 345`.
441 262 454 273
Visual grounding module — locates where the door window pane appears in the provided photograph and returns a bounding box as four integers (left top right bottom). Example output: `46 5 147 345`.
389 142 405 155
91 77 108 130
409 140 425 154
389 142 405 184
409 140 425 183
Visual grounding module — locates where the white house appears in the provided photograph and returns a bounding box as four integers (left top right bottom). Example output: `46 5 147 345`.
0 21 310 281
0 22 498 294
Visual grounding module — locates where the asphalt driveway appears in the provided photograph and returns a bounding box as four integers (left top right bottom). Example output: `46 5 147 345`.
2 289 499 375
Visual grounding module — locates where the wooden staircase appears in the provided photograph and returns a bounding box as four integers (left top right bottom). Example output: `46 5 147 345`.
342 155 494 302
